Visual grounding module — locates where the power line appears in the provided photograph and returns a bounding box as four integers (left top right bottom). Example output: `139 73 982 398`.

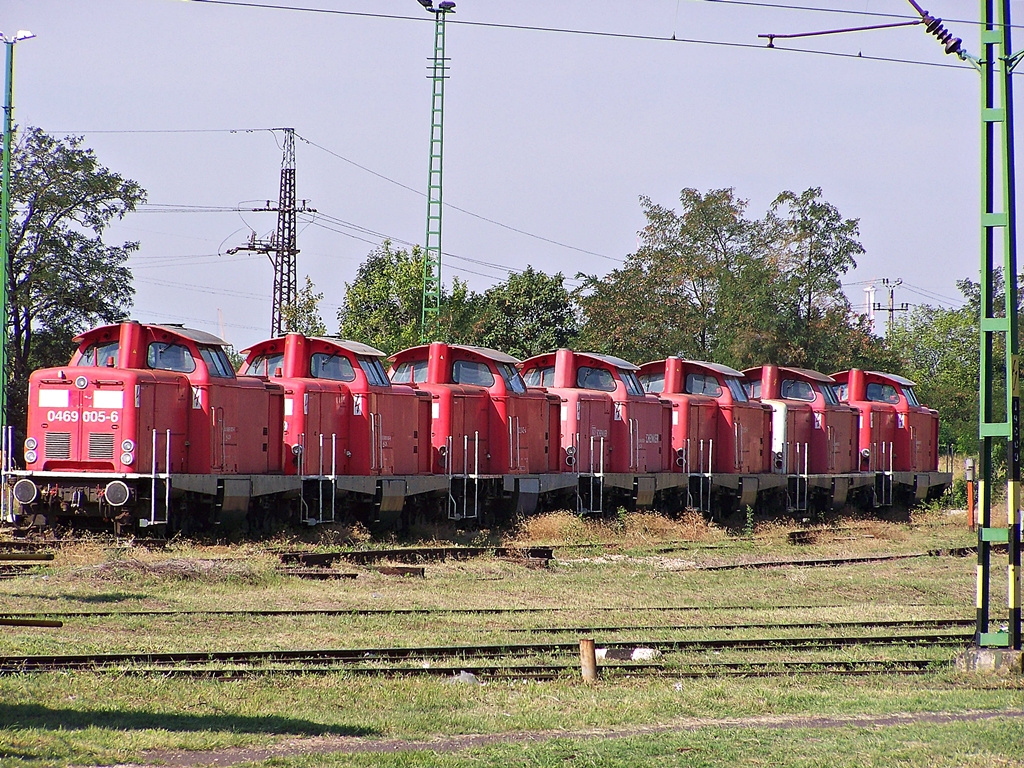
187 0 971 71
690 0 1016 30
295 133 624 262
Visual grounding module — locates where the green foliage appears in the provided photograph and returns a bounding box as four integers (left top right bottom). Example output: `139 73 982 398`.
336 241 428 355
6 126 146 429
575 186 892 373
281 274 328 337
887 291 978 453
467 267 579 358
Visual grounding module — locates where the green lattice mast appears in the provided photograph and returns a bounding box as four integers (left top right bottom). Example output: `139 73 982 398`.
417 0 455 343
911 0 1022 650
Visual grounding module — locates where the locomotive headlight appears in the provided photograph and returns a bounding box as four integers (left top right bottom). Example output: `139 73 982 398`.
120 452 135 465
861 448 871 460
24 450 37 464
24 437 37 451
74 375 88 389
566 445 577 457
121 439 135 452
291 444 303 456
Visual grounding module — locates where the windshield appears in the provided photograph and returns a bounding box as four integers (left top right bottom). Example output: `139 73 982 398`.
685 373 722 397
199 346 235 378
246 353 285 377
638 372 664 394
77 341 120 368
726 378 748 402
621 371 644 397
358 357 391 387
818 383 839 405
311 353 356 382
523 366 555 387
866 382 900 405
781 379 815 402
745 380 761 399
903 386 920 407
497 362 526 394
148 342 196 374
577 366 616 392
391 360 428 385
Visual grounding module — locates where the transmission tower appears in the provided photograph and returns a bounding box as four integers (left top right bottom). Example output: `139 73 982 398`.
417 0 456 343
228 128 313 337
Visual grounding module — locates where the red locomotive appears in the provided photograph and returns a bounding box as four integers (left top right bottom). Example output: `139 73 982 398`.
8 322 299 531
833 369 944 502
638 358 774 511
742 365 868 509
238 333 444 525
519 349 682 513
389 342 574 519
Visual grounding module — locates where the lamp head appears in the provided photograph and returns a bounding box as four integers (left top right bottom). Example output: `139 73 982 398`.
438 1 456 10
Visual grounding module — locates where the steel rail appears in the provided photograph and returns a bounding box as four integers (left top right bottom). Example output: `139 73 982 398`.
511 618 974 634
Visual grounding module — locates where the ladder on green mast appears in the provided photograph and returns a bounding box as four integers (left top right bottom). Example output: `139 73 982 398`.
421 2 454 343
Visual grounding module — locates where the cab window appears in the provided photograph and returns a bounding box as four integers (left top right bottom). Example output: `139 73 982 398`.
836 384 849 402
199 346 235 378
523 366 555 387
497 362 526 394
903 387 920 407
781 379 815 401
358 357 391 387
311 353 356 382
78 341 120 368
685 373 723 397
247 353 284 377
453 360 495 387
391 360 427 384
745 380 761 399
639 372 664 394
818 384 839 405
577 366 616 392
866 382 900 404
148 342 196 373
621 372 644 396
726 378 748 402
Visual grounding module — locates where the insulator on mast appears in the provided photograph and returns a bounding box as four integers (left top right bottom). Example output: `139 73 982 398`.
919 12 961 55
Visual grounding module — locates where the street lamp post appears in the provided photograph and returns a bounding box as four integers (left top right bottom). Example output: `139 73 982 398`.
0 30 34 438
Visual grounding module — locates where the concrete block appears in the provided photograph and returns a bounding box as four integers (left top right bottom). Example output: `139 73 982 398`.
955 647 1024 676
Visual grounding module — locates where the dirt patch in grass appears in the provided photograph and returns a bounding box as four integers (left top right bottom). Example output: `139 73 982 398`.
100 709 1024 767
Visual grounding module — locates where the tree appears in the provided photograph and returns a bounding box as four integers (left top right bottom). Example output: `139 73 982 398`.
281 274 328 337
466 267 578 358
577 188 757 363
336 241 478 355
768 188 865 370
6 127 146 427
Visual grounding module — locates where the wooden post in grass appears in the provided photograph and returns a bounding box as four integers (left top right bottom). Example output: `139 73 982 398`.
579 638 598 683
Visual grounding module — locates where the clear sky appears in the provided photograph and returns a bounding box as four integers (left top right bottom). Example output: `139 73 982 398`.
3 0 989 352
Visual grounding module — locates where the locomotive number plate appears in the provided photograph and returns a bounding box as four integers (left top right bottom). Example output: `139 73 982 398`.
45 410 120 423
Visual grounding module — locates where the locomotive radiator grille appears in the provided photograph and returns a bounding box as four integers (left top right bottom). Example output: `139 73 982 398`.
88 432 115 460
44 432 71 460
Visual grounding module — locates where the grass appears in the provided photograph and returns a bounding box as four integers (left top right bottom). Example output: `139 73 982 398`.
0 506 1019 767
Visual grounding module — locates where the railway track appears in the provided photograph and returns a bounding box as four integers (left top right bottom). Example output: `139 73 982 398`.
0 603 953 620
0 631 970 674
67 657 942 681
